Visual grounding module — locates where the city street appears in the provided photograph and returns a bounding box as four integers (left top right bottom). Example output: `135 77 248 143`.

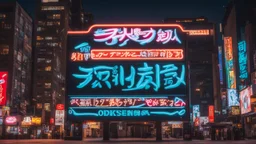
1 139 256 144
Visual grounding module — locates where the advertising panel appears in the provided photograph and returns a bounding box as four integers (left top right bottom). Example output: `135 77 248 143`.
55 110 64 125
224 37 236 89
67 24 188 121
218 46 224 85
238 41 248 90
227 89 239 107
240 86 253 114
193 105 200 122
0 72 8 106
229 106 240 116
208 105 214 123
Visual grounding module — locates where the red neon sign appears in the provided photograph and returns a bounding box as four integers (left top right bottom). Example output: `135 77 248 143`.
50 118 54 124
56 104 64 110
67 24 187 35
0 72 8 106
208 105 214 123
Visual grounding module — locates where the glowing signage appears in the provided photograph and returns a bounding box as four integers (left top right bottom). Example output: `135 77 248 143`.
71 49 184 61
229 106 240 116
69 109 186 117
32 117 41 125
72 62 185 93
199 117 209 125
56 104 64 110
0 72 8 106
70 97 186 108
188 30 209 36
67 24 187 121
50 118 54 125
208 105 214 123
21 116 32 126
193 105 200 122
5 116 17 125
218 46 224 85
94 28 181 47
240 86 252 114
238 41 248 79
55 110 64 125
227 89 239 106
224 37 236 89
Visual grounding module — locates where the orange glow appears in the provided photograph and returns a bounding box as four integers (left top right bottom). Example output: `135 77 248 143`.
208 105 214 123
188 30 210 35
90 49 184 60
67 24 188 35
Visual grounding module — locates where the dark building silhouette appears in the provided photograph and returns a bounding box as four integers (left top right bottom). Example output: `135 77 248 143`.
164 17 218 118
0 1 33 115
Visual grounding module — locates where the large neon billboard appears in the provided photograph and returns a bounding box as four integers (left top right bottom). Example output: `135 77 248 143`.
0 72 8 106
240 86 252 114
67 24 188 121
238 41 248 90
224 37 236 89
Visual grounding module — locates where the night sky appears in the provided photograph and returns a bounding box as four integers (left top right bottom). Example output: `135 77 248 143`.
0 0 228 23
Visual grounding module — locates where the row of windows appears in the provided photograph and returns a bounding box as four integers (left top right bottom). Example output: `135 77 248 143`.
41 6 64 11
38 21 61 26
36 36 59 41
47 14 61 19
0 14 6 19
37 58 52 63
36 42 60 47
37 66 52 71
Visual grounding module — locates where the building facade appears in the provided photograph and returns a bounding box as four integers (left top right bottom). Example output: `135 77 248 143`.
0 1 32 138
33 0 69 128
164 17 218 126
0 1 33 115
222 0 256 139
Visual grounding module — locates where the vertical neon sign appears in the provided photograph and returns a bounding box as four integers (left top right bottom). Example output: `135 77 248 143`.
224 37 236 89
238 41 248 90
0 72 8 106
208 105 214 123
218 46 224 85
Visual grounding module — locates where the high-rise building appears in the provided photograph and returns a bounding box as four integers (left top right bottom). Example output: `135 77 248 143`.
33 0 69 124
222 0 256 138
0 1 33 115
164 17 218 121
69 0 94 30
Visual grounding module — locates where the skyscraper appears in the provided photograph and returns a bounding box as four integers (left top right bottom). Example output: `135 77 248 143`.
0 1 33 115
164 17 218 120
33 0 69 124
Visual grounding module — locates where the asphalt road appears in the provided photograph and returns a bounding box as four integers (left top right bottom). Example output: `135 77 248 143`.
1 139 256 144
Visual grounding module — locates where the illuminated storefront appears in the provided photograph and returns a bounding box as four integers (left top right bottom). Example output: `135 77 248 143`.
67 24 189 139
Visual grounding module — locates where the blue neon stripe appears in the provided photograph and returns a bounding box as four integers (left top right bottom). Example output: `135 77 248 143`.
69 108 98 116
129 103 146 108
69 107 185 109
68 94 186 98
150 109 186 116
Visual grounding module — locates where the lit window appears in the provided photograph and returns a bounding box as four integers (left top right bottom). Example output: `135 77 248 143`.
0 14 6 19
44 83 51 88
53 14 61 19
41 6 64 11
46 59 52 63
36 36 44 41
37 58 45 63
45 66 52 71
45 37 52 40
47 22 53 26
0 45 9 55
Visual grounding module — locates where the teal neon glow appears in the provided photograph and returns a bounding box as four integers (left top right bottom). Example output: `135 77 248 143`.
238 41 248 80
73 63 185 92
150 109 186 116
69 108 98 116
69 109 186 117
69 107 183 109
69 95 186 98
74 42 91 53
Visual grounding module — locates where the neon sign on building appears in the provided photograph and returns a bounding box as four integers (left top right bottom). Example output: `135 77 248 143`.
238 41 248 90
67 24 188 121
224 37 236 89
0 72 8 106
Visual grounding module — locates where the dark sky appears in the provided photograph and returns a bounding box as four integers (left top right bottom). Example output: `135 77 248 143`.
1 0 228 23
